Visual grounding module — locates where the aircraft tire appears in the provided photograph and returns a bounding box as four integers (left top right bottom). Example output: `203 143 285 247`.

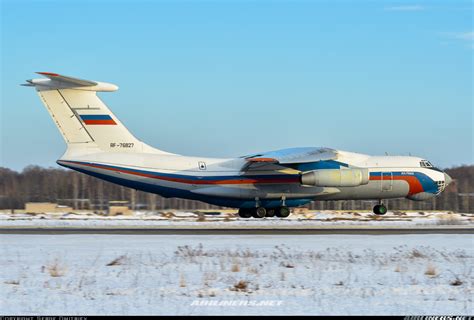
252 207 266 218
265 209 276 217
373 204 388 215
276 206 290 218
238 208 252 218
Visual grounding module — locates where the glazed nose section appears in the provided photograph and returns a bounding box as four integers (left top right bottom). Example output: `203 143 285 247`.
444 172 452 186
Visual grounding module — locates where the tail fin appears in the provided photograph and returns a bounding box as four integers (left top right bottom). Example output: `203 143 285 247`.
24 72 171 155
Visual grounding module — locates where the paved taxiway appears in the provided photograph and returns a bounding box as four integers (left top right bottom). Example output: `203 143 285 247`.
1 225 472 235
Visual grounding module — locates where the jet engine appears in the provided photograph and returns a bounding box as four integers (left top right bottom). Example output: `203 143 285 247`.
300 168 369 187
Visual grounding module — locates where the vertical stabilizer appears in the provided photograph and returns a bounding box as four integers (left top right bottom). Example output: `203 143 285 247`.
24 72 172 155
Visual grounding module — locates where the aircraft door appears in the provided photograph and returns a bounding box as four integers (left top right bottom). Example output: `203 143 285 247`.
381 172 393 191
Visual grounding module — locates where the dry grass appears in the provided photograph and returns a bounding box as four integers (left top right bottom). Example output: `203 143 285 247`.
231 280 248 292
47 260 66 277
424 265 437 277
160 211 176 219
179 274 186 287
450 278 463 286
409 249 426 259
202 272 217 287
436 213 462 225
231 263 240 272
392 211 407 216
281 262 295 268
247 266 259 274
369 215 384 221
219 257 226 271
106 255 127 266
196 212 206 222
326 217 359 222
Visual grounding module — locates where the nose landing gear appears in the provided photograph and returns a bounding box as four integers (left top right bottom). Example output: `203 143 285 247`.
373 202 388 215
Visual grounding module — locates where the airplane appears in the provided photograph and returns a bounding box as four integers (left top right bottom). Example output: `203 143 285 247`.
23 72 452 218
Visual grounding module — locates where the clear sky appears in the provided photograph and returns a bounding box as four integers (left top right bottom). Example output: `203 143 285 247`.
1 0 472 171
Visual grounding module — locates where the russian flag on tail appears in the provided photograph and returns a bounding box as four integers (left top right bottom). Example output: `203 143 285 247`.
80 114 117 125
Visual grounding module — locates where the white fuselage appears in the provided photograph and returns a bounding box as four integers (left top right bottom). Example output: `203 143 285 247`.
57 149 448 209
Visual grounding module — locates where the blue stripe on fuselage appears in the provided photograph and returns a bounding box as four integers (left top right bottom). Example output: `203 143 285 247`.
370 171 438 194
60 163 312 208
58 160 300 182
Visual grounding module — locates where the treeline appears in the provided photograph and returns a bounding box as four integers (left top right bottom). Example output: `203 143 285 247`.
0 165 473 212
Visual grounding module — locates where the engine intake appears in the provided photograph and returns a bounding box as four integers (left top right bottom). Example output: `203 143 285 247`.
300 168 369 187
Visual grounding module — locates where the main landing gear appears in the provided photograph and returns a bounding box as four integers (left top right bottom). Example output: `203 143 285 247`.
238 196 291 219
373 201 388 215
238 206 291 219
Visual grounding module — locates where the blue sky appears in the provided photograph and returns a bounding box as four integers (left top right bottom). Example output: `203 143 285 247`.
1 0 472 170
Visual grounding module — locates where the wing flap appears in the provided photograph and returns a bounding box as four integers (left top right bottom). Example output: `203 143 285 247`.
246 157 279 163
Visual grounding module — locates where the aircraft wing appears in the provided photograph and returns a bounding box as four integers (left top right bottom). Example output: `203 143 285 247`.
241 147 338 172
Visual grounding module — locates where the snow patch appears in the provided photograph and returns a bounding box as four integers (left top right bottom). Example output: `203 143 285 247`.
1 234 473 315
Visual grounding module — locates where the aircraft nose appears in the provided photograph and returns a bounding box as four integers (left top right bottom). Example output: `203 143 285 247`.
444 172 452 186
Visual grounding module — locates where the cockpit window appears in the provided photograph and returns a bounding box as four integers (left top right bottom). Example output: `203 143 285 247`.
420 160 433 168
420 159 443 172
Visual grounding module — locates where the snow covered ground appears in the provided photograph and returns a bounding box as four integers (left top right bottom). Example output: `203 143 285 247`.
0 210 472 228
1 234 473 315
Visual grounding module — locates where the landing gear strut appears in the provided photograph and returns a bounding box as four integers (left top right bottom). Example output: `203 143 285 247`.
373 202 388 215
276 196 290 218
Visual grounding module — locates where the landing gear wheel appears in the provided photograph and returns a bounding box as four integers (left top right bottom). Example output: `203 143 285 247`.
252 207 267 218
373 204 388 215
238 208 252 218
276 206 290 218
265 209 276 217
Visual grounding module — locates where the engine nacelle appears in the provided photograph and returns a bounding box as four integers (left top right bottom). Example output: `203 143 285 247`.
300 168 369 187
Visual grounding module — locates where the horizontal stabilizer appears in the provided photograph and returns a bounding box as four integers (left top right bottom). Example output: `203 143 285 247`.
23 72 118 92
36 72 98 86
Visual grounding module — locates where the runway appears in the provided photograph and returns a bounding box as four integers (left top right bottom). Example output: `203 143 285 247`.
1 226 473 235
